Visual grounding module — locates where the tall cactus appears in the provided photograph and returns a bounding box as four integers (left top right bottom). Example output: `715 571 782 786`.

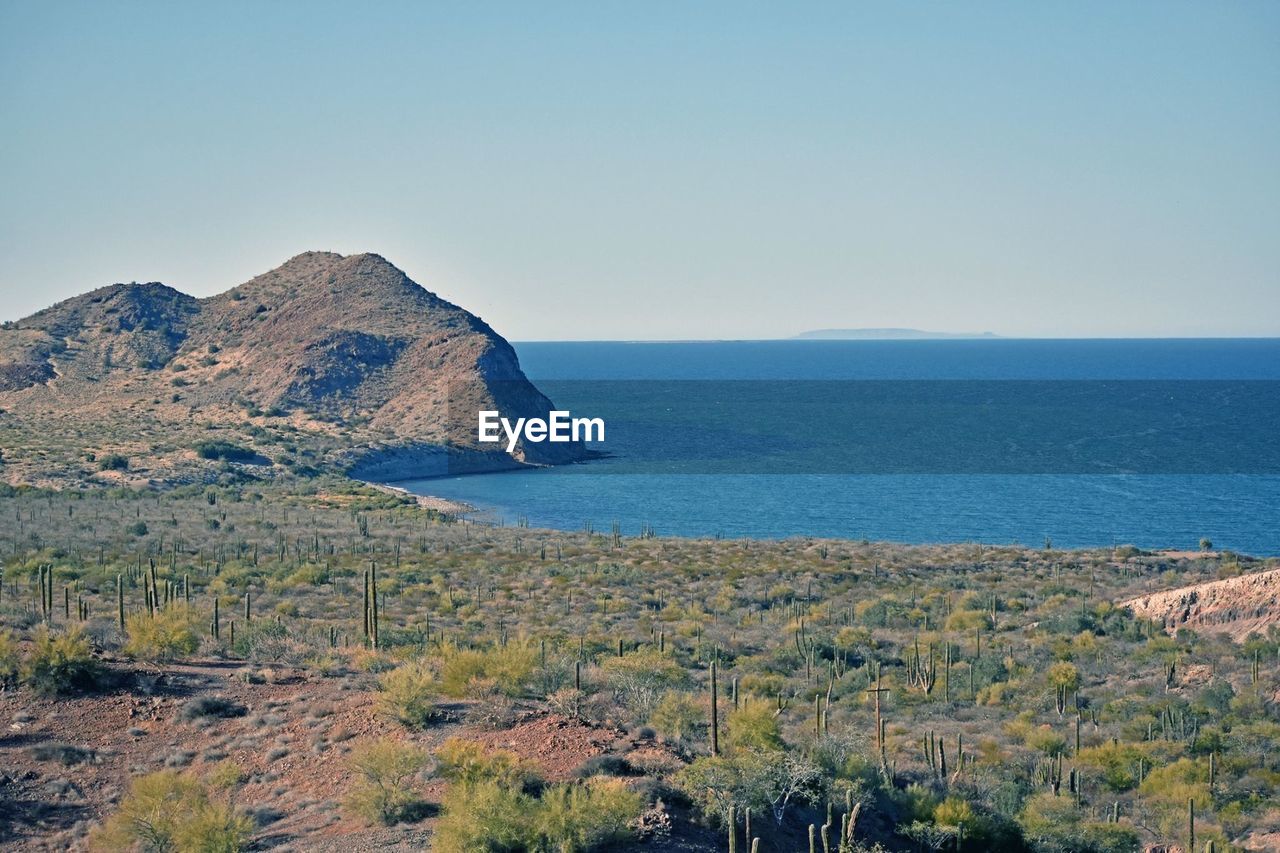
710 659 719 757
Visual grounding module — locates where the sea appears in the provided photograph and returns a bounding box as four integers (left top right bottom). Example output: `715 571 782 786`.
403 339 1280 554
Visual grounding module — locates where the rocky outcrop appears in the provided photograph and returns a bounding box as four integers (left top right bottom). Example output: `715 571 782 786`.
1122 567 1280 641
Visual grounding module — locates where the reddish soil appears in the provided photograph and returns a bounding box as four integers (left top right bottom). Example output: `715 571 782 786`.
0 657 692 851
1122 566 1280 642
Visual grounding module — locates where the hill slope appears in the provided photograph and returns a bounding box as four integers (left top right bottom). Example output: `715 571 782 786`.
1122 566 1280 641
0 251 590 486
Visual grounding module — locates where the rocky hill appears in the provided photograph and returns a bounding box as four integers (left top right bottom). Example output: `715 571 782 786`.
0 251 591 487
1122 566 1280 641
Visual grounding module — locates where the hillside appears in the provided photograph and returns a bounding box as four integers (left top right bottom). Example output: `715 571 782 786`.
0 486 1277 851
0 252 591 487
1123 566 1280 641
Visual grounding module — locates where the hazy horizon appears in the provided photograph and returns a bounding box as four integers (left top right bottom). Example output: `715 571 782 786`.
2 2 1278 339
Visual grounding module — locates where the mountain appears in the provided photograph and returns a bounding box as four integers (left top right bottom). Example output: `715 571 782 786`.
0 251 592 487
793 328 998 340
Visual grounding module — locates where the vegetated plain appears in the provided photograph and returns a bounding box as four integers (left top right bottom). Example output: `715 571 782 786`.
1 480 1277 852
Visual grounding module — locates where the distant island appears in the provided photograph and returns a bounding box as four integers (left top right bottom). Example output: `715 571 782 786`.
793 328 999 340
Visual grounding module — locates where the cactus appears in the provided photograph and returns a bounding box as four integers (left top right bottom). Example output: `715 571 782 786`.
117 574 125 631
710 659 720 756
1188 797 1195 853
362 569 370 640
370 562 379 649
728 804 736 853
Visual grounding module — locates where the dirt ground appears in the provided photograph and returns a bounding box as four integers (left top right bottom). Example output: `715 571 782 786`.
0 657 707 851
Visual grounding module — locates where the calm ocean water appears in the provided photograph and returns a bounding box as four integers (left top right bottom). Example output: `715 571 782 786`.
406 340 1280 554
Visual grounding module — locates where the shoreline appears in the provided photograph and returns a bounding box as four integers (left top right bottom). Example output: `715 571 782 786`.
364 482 477 517
363 479 1272 558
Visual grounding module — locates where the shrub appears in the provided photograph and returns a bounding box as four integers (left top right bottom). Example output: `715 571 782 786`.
438 641 538 698
572 755 633 779
433 779 534 852
1046 661 1080 691
432 773 642 853
648 691 705 742
435 737 533 788
98 453 129 471
933 796 975 833
535 776 644 852
947 608 994 633
194 441 257 462
22 627 102 696
1024 725 1068 757
0 629 18 684
676 750 822 825
88 769 252 852
344 738 430 825
124 609 201 662
598 649 689 718
1075 741 1147 792
725 698 783 752
229 618 292 662
31 742 97 765
179 696 248 722
377 660 437 728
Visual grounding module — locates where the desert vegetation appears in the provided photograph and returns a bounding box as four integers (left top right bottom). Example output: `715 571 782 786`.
0 480 1277 851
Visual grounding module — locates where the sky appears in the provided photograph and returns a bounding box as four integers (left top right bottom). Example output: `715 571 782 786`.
1 2 1277 340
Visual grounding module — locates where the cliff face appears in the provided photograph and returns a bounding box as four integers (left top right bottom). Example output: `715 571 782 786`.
0 251 590 486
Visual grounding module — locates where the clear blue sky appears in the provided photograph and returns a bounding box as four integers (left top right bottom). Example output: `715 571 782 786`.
2 1 1277 339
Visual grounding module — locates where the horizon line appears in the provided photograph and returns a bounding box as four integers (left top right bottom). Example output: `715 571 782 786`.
511 335 1280 344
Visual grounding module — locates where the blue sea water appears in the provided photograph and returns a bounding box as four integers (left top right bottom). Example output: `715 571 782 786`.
406 340 1280 554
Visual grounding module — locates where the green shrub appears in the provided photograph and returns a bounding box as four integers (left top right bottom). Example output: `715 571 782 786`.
1075 741 1147 792
194 441 257 462
432 773 641 853
438 641 538 698
88 769 252 852
435 737 533 787
648 690 705 742
344 738 429 825
377 660 437 728
98 453 129 471
22 627 102 696
0 630 19 684
124 609 201 661
535 776 643 852
433 779 534 852
725 698 783 752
